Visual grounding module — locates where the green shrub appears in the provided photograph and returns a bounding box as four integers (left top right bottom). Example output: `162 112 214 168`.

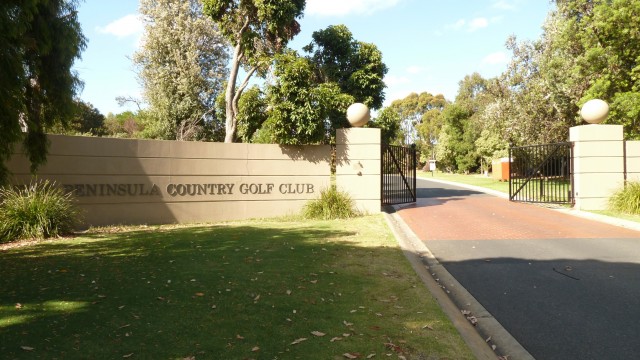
303 186 360 220
0 180 81 243
609 181 640 215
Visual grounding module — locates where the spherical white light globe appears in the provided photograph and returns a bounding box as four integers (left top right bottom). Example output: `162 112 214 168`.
581 99 609 124
346 103 370 127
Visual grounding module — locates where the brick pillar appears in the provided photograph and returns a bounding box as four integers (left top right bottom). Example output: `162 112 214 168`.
569 124 625 210
336 128 381 214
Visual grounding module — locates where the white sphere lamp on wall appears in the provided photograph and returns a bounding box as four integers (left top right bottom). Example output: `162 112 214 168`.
346 103 370 127
580 99 609 124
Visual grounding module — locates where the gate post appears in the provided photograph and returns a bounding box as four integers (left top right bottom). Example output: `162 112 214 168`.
569 124 624 210
336 128 381 214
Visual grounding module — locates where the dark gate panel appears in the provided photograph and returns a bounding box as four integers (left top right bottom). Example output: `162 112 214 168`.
382 144 416 205
509 142 574 205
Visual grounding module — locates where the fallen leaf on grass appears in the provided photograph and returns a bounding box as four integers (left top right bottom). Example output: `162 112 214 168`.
330 337 343 342
311 331 325 337
15 303 22 310
366 354 376 359
422 325 434 330
343 320 353 326
21 346 34 351
290 338 307 345
195 292 205 297
251 346 260 352
122 353 133 358
236 334 245 340
343 353 360 359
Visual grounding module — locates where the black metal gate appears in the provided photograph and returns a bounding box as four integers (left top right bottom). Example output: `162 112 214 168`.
509 142 574 205
381 144 417 205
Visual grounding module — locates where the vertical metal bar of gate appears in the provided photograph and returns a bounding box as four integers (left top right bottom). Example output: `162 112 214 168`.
509 142 573 205
381 144 416 205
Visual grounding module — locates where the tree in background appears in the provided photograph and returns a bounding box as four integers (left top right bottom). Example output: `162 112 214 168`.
0 0 86 184
368 107 402 145
259 50 354 145
482 0 640 147
134 0 229 141
235 85 268 143
435 73 495 173
556 0 640 138
49 101 106 136
385 92 446 147
103 111 145 138
259 25 387 145
304 25 388 120
203 0 306 143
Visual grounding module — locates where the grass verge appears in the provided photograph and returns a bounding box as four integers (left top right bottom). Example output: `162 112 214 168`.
418 171 509 194
0 215 474 359
588 210 640 224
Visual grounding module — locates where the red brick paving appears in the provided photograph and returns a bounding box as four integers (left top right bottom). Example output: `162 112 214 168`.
397 196 640 241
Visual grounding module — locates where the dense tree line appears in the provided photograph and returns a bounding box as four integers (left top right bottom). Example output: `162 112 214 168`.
5 0 638 180
403 0 640 173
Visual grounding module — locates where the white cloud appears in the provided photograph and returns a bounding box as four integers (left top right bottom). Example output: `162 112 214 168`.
306 0 401 16
384 74 411 86
97 14 143 38
450 19 466 31
406 66 424 75
492 0 518 10
446 17 497 33
468 17 489 32
482 51 509 65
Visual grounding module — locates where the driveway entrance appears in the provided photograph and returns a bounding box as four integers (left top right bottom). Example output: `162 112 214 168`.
396 178 640 360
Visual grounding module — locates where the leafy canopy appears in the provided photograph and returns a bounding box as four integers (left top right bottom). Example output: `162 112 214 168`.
134 0 229 141
0 0 86 184
203 0 306 142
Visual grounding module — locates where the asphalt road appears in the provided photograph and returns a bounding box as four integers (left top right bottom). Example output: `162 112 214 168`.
399 178 640 360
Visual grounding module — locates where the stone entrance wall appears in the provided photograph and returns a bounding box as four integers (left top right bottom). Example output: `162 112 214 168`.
7 135 332 227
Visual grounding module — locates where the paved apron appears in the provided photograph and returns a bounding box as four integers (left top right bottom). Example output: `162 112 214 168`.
397 179 640 360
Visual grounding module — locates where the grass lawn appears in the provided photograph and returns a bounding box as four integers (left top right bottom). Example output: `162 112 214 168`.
418 170 509 194
0 215 474 359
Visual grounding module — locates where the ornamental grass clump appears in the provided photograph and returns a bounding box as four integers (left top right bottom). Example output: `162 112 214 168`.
303 186 360 220
609 181 640 215
0 180 81 243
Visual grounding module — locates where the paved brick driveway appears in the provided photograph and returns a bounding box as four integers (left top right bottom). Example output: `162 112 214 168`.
395 178 640 360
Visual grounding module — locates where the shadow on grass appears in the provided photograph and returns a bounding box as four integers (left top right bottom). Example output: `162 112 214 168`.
0 220 473 359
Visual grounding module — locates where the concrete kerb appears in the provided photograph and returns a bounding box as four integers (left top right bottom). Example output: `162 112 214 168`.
383 210 534 360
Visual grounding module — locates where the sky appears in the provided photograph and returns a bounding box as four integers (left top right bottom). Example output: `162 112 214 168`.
73 0 555 116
